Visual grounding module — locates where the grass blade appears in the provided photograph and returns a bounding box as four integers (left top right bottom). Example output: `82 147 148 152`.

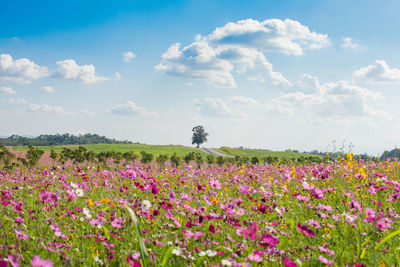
126 206 150 267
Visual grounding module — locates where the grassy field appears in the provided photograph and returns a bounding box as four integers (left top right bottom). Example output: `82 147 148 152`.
214 146 321 159
8 144 210 157
8 144 321 159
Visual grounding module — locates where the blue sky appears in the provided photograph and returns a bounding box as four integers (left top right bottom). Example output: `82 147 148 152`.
1 0 400 154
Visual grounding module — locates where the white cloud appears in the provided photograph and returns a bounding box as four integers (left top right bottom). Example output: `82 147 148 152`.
353 60 400 82
156 41 236 88
268 75 384 120
207 18 330 56
156 18 326 88
195 97 244 117
41 86 55 93
8 98 27 104
340 37 360 50
115 72 122 80
228 96 259 106
79 110 94 117
0 54 49 83
0 86 16 94
55 59 109 84
108 101 158 116
27 103 64 114
122 51 136 63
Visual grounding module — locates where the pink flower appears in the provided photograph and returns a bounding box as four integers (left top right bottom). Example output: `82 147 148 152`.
15 217 24 224
307 219 321 229
31 255 53 267
318 255 333 265
247 250 263 263
243 222 258 241
283 258 297 267
15 229 29 240
261 233 279 247
111 217 124 229
318 245 335 255
297 224 316 237
210 179 222 189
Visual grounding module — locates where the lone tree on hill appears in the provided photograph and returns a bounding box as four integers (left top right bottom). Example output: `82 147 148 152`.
192 126 208 148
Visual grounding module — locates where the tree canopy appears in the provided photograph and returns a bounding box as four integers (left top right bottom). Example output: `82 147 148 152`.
191 126 208 148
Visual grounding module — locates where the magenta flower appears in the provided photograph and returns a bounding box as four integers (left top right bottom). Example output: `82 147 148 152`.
15 229 29 241
31 255 53 267
261 233 279 247
283 258 297 267
297 224 316 237
210 179 222 189
318 245 335 255
243 222 258 241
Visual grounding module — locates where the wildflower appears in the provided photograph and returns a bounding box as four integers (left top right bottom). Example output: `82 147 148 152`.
31 255 53 267
261 233 279 247
172 248 182 256
15 229 29 240
247 250 263 263
221 259 232 266
75 189 84 197
141 200 152 211
83 208 92 218
318 245 335 255
297 224 316 237
283 258 297 267
210 179 222 189
318 255 333 265
15 217 24 224
111 217 124 229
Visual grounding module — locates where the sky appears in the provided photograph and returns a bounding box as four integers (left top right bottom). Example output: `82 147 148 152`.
1 0 400 155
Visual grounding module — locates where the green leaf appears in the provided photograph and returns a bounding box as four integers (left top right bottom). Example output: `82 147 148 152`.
161 247 175 267
126 206 150 267
374 228 400 250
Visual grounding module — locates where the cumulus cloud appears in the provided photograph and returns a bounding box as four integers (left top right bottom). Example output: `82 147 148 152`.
108 101 158 116
7 98 27 104
353 60 400 82
0 54 49 83
207 18 330 55
27 103 64 114
0 86 16 94
195 97 244 117
268 75 383 119
340 37 360 49
41 86 55 93
55 59 109 84
156 18 328 88
122 51 136 63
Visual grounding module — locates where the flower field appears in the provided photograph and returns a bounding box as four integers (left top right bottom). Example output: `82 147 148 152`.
1 155 400 266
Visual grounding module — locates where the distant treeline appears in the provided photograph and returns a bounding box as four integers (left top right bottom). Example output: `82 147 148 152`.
0 133 133 146
381 148 400 160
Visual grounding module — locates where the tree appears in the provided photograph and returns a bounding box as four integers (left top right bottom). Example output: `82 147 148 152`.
184 152 195 165
191 126 208 148
0 146 15 170
26 145 44 168
156 154 169 168
170 153 181 168
140 151 154 164
50 149 58 167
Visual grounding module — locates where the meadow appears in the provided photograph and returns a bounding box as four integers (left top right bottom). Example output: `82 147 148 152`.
0 153 400 266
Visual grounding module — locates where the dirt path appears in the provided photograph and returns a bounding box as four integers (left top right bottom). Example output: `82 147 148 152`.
198 148 233 157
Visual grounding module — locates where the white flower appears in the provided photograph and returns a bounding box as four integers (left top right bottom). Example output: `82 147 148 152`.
172 248 182 256
221 259 232 266
206 250 217 257
199 251 207 257
75 188 84 197
83 207 92 218
94 256 104 265
167 241 173 246
141 200 152 211
80 217 84 222
70 182 78 189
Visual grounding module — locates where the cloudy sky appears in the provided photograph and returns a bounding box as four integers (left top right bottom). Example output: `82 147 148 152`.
1 0 400 154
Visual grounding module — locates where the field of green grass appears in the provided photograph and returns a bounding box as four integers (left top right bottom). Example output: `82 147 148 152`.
214 146 321 159
8 144 321 159
8 144 210 157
